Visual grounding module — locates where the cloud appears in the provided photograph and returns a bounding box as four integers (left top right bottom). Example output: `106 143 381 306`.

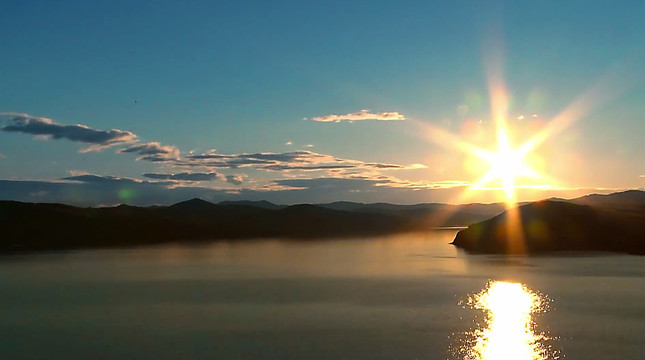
1 113 137 152
181 150 336 168
63 174 148 185
259 163 417 172
143 172 221 182
66 170 91 177
312 110 406 122
225 174 245 185
0 153 5 159
119 142 180 160
163 150 425 181
261 164 358 171
285 141 293 145
142 171 246 185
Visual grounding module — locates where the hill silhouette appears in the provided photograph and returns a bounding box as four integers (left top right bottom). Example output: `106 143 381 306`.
4 190 643 254
0 198 503 253
452 190 645 255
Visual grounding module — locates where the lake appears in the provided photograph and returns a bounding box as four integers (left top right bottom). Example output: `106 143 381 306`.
1 230 644 359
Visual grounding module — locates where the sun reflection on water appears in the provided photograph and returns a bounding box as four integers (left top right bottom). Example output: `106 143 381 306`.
459 281 557 360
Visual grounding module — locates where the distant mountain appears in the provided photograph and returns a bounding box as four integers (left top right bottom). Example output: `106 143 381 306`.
217 200 285 210
4 190 640 254
0 198 502 253
571 189 645 209
318 201 441 213
318 201 505 220
452 191 645 255
168 198 221 212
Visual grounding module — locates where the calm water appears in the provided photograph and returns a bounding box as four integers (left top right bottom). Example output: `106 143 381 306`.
1 231 644 360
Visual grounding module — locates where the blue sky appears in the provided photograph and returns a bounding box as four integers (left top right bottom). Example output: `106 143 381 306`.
1 1 644 205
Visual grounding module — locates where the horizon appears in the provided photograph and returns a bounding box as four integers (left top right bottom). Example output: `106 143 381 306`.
2 1 645 207
3 188 642 208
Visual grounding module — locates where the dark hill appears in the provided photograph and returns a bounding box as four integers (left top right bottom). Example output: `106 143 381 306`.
217 200 284 210
0 199 452 253
452 199 645 255
168 198 219 212
571 190 645 210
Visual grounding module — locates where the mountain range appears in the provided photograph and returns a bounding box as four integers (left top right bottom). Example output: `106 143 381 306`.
1 190 643 254
0 197 504 253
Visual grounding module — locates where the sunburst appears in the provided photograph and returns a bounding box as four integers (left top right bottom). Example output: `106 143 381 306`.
468 122 541 206
413 113 547 209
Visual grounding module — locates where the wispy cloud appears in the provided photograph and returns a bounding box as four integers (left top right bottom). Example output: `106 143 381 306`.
1 112 426 196
0 112 137 152
66 170 91 176
143 172 221 182
261 164 357 171
0 153 6 159
169 150 424 177
143 171 246 185
119 142 180 160
63 174 156 186
181 150 336 168
313 110 405 122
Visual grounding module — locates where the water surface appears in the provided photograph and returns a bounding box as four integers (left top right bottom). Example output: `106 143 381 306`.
1 231 644 359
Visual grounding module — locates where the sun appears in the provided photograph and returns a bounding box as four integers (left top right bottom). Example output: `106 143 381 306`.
413 115 548 208
469 124 540 205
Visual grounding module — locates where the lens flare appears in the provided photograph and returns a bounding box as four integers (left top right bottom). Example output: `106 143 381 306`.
459 281 556 360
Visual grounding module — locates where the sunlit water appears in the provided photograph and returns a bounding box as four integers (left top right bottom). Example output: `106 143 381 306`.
460 281 552 360
1 231 644 360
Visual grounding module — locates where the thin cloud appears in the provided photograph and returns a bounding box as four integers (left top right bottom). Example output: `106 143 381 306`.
119 142 180 160
0 112 137 152
63 174 155 185
66 170 91 176
261 164 358 171
182 150 335 168
313 109 405 122
143 171 246 185
143 172 221 182
173 150 423 176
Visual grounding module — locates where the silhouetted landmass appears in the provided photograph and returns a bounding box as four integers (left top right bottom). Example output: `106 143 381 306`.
317 201 507 220
5 190 643 254
0 198 503 253
217 200 286 210
452 190 645 255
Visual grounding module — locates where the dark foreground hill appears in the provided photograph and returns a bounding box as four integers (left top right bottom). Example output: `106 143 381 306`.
452 191 645 255
0 198 503 253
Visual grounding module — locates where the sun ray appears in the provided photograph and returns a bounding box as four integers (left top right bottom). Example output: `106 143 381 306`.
409 33 641 254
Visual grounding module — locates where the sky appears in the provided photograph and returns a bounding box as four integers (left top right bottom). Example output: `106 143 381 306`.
1 0 644 206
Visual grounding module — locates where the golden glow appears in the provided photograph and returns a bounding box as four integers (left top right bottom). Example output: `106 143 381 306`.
411 31 637 254
463 281 551 360
468 127 540 206
413 116 546 208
